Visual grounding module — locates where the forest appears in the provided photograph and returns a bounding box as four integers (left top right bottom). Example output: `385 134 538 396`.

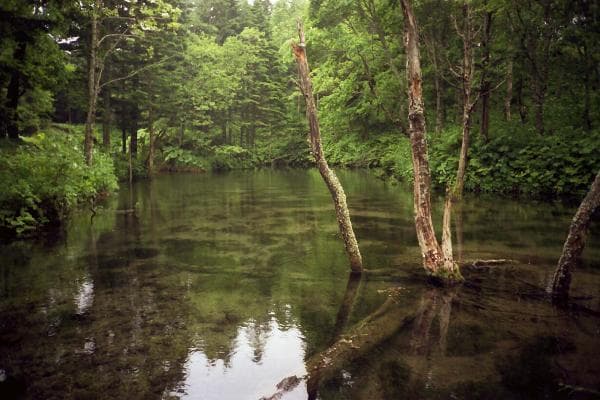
0 0 599 399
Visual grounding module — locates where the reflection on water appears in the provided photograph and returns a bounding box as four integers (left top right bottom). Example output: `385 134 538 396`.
173 317 307 400
74 275 94 315
0 169 599 400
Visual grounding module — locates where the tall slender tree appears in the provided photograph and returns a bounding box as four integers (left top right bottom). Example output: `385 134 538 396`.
400 0 462 284
292 21 363 273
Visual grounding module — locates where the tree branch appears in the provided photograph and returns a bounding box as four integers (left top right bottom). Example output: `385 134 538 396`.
99 55 175 89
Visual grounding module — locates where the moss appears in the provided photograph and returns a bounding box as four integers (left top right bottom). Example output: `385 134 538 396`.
427 266 464 287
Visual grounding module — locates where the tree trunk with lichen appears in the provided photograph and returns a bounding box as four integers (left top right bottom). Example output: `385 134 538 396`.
291 22 363 273
550 171 600 302
400 0 462 284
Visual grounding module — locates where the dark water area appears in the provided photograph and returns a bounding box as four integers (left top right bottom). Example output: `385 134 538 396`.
1 169 599 400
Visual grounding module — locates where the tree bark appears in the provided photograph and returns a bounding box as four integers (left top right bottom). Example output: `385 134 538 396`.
549 171 600 302
5 40 27 140
504 60 513 121
516 76 527 124
434 71 444 134
292 22 363 273
130 107 138 155
102 87 111 150
532 84 546 135
479 10 492 141
121 126 127 154
454 1 477 200
400 0 462 283
84 3 100 166
147 117 155 177
582 44 592 131
128 132 133 185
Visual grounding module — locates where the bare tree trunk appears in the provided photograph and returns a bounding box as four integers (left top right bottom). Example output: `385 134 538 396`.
505 60 513 121
84 5 99 166
128 133 133 185
480 90 490 141
549 171 600 302
102 88 111 150
147 118 155 177
533 84 546 135
582 44 592 131
479 10 492 141
400 0 462 283
130 109 138 155
435 72 444 134
455 105 471 198
5 40 26 140
441 188 453 266
179 121 184 147
292 22 363 273
454 1 478 200
516 77 527 124
121 126 127 154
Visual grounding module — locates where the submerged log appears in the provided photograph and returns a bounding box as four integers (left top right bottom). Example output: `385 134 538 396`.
260 293 416 400
468 259 517 268
259 287 456 400
291 21 363 273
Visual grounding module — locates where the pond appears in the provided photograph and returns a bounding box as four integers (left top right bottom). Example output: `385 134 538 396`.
1 169 599 399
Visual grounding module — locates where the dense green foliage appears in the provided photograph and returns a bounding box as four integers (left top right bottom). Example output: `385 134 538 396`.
430 125 600 196
0 127 117 235
1 0 598 235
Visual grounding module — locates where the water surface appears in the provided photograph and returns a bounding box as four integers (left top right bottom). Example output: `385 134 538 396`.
1 169 599 399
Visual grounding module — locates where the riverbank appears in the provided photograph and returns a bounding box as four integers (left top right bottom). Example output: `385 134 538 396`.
2 122 598 239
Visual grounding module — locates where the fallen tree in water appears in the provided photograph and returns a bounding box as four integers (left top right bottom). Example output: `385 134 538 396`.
259 298 414 399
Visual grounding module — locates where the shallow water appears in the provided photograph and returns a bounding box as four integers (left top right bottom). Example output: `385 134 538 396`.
0 169 599 399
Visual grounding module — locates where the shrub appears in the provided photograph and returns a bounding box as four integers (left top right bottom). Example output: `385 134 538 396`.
0 130 118 236
429 124 600 196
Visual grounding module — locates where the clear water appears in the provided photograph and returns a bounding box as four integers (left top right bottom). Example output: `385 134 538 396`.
0 169 599 399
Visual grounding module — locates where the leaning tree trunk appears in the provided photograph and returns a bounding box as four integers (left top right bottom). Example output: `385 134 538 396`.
292 22 363 273
400 0 462 283
549 171 600 302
